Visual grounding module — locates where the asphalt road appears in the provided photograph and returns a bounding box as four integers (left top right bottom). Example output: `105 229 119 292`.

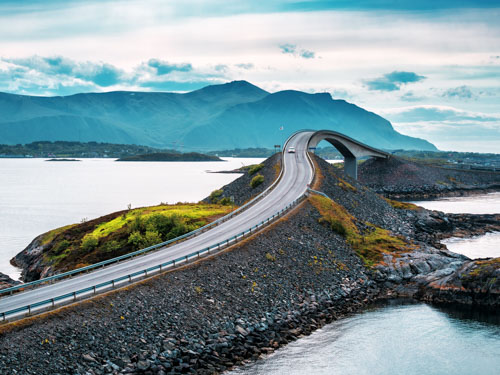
0 131 315 316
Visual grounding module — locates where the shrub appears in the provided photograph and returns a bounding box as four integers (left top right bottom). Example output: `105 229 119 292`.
129 215 145 233
143 230 162 247
127 230 162 249
248 163 264 176
265 252 276 262
209 189 223 203
330 220 347 236
53 239 70 255
219 197 232 205
128 231 143 248
81 235 98 252
101 240 121 253
250 174 264 188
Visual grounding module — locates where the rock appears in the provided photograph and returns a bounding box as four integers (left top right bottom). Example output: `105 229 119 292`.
137 360 151 371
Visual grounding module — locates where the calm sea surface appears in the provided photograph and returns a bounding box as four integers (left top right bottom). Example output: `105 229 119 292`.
411 193 500 259
0 158 263 279
231 301 500 375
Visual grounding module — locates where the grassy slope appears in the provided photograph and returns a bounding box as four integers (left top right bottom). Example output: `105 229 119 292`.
41 203 233 272
309 195 415 267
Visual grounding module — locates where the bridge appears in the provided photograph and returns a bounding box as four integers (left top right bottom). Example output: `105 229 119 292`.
307 130 390 179
0 130 390 321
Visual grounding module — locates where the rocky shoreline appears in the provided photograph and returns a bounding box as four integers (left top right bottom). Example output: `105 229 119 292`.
358 156 500 200
0 154 498 374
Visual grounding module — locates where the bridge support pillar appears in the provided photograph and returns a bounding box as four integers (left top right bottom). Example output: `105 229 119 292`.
344 156 357 180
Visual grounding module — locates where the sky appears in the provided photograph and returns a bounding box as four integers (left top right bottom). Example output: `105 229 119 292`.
0 0 499 152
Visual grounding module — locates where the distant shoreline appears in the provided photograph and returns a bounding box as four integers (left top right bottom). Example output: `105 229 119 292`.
116 152 223 162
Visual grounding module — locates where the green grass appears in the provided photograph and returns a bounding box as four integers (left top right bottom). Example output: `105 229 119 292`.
91 203 231 240
310 195 414 267
383 197 420 211
41 224 77 245
41 203 234 272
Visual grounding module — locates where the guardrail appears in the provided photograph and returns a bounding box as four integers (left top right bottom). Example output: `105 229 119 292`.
1 196 306 322
0 131 315 321
0 139 294 297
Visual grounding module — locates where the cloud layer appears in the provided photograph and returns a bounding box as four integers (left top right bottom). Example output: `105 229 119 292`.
364 71 426 91
0 56 232 95
382 105 500 152
0 1 498 152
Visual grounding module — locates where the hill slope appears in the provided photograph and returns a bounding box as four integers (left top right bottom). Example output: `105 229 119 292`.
0 81 436 151
183 90 435 150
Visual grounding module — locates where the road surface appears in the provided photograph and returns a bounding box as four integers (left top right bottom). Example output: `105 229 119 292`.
0 131 315 317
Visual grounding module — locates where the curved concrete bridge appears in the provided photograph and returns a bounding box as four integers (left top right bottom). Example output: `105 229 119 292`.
307 130 390 179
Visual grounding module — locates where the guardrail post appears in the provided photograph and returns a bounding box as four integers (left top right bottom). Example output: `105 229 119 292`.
197 251 200 259
159 264 162 271
28 305 31 315
145 269 148 276
51 298 55 307
93 286 96 294
185 255 188 263
73 292 76 301
2 312 4 322
173 260 176 267
112 280 115 288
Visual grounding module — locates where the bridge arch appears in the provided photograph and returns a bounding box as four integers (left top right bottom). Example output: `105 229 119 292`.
307 130 390 179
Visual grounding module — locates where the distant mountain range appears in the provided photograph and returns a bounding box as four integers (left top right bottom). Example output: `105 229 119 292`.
0 81 436 151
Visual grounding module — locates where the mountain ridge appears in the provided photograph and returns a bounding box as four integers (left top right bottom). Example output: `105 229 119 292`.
0 80 436 151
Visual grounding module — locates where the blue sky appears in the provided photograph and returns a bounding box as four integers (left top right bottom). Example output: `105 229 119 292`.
0 0 499 152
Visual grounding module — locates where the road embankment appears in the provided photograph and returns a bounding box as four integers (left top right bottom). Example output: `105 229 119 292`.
0 153 498 374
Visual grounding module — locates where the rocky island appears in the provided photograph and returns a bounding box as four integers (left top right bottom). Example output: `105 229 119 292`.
0 153 498 374
117 152 222 162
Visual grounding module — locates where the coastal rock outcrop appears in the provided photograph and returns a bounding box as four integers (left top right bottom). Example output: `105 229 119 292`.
0 272 20 289
358 156 500 200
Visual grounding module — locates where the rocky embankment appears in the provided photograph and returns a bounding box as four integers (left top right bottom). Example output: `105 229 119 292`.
0 153 498 374
358 156 500 199
203 153 281 206
312 156 499 309
0 273 19 289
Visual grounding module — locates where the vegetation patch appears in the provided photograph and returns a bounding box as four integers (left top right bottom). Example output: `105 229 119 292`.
41 203 233 272
247 163 264 176
310 195 414 267
337 178 357 192
250 174 264 188
465 258 500 279
383 197 420 211
40 224 77 246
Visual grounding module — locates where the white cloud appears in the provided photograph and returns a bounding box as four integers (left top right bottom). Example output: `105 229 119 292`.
381 105 500 152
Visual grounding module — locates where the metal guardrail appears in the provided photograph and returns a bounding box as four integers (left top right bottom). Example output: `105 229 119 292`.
0 140 293 297
0 131 310 321
1 197 306 321
306 188 331 200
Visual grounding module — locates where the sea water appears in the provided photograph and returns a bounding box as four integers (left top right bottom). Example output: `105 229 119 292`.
0 158 263 279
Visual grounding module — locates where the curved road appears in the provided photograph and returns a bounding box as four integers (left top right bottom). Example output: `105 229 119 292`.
0 131 315 317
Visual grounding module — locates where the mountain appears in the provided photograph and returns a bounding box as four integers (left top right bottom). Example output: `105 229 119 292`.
0 81 436 151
